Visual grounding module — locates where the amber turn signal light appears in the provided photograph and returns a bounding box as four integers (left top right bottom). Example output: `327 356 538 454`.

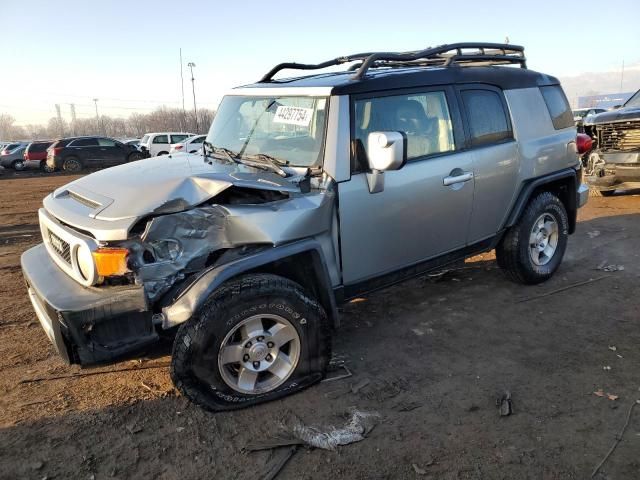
92 248 129 277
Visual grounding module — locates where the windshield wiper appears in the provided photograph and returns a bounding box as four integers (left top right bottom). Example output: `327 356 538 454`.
241 153 288 177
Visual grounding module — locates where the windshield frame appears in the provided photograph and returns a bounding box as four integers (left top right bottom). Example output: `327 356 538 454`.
205 94 330 169
624 89 640 108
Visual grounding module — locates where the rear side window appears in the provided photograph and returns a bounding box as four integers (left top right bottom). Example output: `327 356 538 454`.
97 138 117 147
190 136 205 144
153 135 169 144
71 138 99 147
5 143 20 150
540 85 574 130
461 90 512 147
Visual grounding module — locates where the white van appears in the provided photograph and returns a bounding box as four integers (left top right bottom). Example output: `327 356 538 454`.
139 132 195 157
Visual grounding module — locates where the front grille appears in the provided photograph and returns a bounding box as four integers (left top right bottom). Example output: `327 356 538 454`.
597 121 640 153
48 230 71 264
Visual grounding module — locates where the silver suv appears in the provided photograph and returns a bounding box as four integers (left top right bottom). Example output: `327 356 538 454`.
21 43 588 412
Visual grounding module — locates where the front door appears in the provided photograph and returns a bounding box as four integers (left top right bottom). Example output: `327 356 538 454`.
339 88 474 286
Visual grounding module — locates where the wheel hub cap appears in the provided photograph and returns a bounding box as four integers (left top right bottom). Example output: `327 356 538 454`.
217 314 301 395
529 213 559 266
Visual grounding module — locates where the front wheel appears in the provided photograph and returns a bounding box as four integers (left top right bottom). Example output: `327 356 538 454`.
128 152 142 162
170 273 330 412
496 192 569 284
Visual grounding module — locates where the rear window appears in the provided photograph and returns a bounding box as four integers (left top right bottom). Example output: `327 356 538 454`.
540 85 574 130
153 135 169 144
71 138 99 147
28 142 52 153
171 134 189 143
461 89 512 147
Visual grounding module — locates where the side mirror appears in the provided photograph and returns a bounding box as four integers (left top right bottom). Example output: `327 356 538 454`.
612 104 622 109
365 131 406 194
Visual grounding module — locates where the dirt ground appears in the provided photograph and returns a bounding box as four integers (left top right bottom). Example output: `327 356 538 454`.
0 170 639 480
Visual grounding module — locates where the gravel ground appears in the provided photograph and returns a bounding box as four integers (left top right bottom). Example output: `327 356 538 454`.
0 173 639 480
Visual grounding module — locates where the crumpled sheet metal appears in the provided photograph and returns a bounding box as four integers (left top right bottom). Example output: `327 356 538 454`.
291 409 381 451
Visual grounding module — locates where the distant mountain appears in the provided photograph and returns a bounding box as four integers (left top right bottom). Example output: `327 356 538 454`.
559 63 640 107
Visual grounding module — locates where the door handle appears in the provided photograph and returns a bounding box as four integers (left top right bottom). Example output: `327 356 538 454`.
443 171 473 186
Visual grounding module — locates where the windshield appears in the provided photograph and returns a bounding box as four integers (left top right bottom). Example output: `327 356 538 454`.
624 90 640 108
206 95 328 167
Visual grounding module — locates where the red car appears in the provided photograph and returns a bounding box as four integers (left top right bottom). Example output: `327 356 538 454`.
24 141 54 171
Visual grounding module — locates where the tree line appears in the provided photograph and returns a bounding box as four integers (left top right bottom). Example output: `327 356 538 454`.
0 107 215 141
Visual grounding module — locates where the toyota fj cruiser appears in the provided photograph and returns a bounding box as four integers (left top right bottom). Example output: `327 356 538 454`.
21 43 589 412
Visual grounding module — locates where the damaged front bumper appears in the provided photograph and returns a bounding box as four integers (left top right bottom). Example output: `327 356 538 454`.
588 152 640 192
21 244 157 365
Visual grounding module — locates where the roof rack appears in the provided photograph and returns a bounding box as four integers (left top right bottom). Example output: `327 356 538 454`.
259 43 526 82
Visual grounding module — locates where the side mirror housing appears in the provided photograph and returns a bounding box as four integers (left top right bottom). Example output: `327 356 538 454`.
365 132 405 194
367 131 406 171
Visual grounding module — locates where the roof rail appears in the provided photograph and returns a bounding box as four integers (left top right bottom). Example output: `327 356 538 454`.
259 43 526 83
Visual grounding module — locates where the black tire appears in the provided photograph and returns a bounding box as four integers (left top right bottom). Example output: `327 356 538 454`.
157 151 169 156
496 192 569 285
599 190 615 197
40 161 55 173
128 152 142 162
62 156 82 172
171 273 330 412
12 159 25 171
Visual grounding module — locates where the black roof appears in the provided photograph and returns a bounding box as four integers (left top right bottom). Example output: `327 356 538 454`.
242 43 560 95
241 66 560 95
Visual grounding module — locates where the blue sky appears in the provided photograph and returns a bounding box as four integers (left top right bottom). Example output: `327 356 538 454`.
1 0 639 124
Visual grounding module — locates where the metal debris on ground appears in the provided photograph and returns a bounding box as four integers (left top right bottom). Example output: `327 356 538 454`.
515 276 609 303
497 391 513 416
291 409 381 451
412 463 427 475
608 346 617 352
351 378 371 394
321 364 352 383
587 230 601 238
593 389 618 401
260 445 298 480
595 261 625 272
591 400 640 478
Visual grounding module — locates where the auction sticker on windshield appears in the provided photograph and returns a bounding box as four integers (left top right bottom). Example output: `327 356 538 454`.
273 106 313 126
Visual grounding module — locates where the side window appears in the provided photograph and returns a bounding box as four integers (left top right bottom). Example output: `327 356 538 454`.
353 91 455 169
461 89 512 147
191 136 205 144
153 135 169 144
97 138 116 147
540 85 574 130
171 134 189 143
71 138 99 147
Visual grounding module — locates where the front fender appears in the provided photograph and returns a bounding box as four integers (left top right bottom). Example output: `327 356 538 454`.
161 238 339 329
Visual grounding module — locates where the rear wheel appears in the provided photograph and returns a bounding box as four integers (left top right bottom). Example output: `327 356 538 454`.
12 159 25 171
128 152 142 162
496 192 569 284
40 161 55 173
62 157 82 172
171 273 330 412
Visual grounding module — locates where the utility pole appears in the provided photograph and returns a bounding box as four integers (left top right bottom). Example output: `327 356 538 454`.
55 104 64 137
180 48 186 130
620 60 625 92
187 62 198 132
69 104 77 136
93 98 100 134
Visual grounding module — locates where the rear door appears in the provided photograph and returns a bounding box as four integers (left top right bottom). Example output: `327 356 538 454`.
97 138 126 166
455 86 519 243
151 134 170 156
338 87 475 286
69 138 100 164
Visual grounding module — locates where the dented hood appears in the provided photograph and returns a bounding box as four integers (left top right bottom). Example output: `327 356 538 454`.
585 106 640 125
44 153 300 240
54 153 298 220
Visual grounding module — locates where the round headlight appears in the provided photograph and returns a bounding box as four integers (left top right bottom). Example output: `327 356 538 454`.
76 244 95 281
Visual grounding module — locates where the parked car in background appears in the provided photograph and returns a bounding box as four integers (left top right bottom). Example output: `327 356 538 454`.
573 108 606 133
0 142 29 170
46 136 146 172
169 134 206 154
583 89 640 195
24 141 55 171
139 132 195 157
